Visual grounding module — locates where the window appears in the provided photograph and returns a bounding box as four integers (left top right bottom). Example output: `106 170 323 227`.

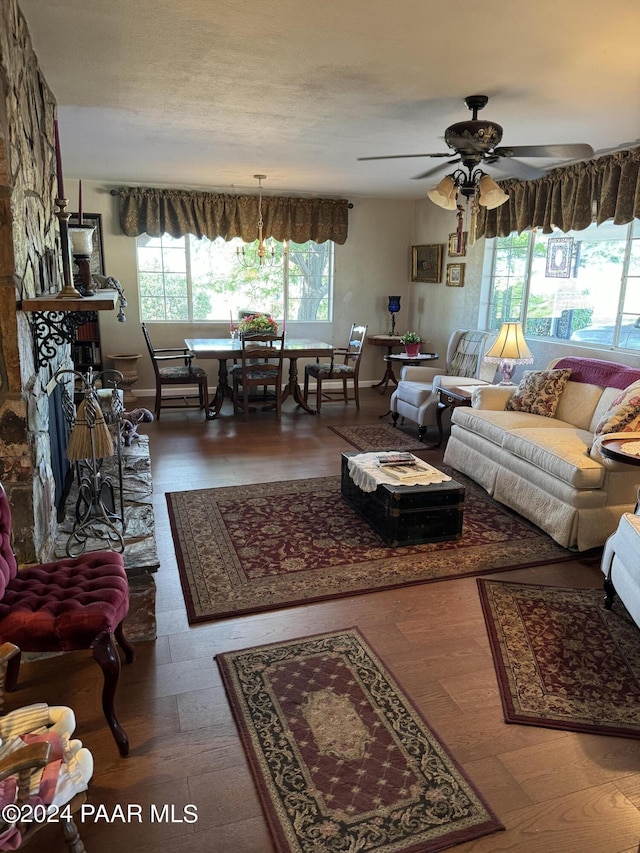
484 220 640 351
137 235 334 323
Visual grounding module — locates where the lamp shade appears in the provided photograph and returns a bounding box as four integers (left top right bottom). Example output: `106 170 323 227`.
388 295 401 313
427 176 458 210
484 322 534 363
478 175 510 210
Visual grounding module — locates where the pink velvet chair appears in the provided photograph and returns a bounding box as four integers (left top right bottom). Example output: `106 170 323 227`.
0 483 134 756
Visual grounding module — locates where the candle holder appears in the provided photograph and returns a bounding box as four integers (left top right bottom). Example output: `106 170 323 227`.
55 198 83 299
388 295 401 336
69 224 96 295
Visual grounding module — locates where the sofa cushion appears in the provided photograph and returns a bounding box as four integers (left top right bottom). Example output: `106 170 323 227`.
451 407 577 447
505 368 572 417
501 427 605 489
594 379 640 436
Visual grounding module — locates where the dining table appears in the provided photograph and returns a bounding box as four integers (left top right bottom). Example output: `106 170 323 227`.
185 337 334 418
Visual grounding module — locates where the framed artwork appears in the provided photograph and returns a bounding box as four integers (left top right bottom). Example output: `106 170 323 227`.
411 244 443 283
446 263 465 287
545 237 574 278
448 231 467 257
69 213 105 276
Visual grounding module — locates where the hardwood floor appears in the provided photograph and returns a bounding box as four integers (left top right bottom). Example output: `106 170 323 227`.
15 388 640 852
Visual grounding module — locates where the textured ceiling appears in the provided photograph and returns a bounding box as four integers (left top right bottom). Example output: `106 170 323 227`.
18 0 640 199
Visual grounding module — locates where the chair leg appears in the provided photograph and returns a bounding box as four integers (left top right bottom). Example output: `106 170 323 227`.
4 648 21 694
155 384 162 421
316 377 322 413
354 378 360 409
61 813 86 853
92 631 130 757
303 371 310 402
342 379 348 403
243 383 249 421
115 620 136 664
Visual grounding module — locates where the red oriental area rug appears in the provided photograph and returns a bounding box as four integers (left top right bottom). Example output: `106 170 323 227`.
217 628 504 853
167 473 574 623
478 579 640 738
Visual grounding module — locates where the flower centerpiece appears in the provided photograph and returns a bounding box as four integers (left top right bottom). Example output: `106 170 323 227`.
400 331 421 357
237 314 279 335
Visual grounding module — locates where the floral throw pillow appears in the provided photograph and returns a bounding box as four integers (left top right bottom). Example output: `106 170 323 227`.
594 380 640 436
505 369 572 417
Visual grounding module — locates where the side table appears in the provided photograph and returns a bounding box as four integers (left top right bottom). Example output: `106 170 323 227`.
433 385 476 448
367 335 404 393
599 436 640 511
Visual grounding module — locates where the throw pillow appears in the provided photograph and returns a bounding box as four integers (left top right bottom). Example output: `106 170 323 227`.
505 368 572 417
594 379 640 436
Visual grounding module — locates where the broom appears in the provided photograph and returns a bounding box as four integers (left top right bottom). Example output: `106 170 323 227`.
66 393 114 461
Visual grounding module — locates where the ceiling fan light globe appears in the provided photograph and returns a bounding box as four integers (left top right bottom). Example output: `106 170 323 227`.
427 176 458 209
478 174 510 209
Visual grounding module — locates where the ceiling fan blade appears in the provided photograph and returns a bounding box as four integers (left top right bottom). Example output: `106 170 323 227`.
412 159 461 180
493 143 594 159
488 157 545 180
357 152 451 161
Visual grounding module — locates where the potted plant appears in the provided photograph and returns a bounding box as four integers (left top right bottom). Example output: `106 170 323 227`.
237 314 279 335
400 331 421 357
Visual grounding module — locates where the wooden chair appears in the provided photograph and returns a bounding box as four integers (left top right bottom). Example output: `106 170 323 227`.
0 643 91 851
231 333 285 421
0 483 134 757
141 323 209 420
303 323 368 412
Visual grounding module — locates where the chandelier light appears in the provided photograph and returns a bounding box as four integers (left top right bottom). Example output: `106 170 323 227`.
427 164 509 249
236 174 287 268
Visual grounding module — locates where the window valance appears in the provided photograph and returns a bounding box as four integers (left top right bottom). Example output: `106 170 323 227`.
476 148 640 238
113 186 349 244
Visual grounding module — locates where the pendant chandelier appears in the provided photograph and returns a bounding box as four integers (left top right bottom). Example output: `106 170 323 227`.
427 162 509 250
236 174 288 268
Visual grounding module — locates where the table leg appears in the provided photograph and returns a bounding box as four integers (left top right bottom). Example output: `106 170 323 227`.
371 347 399 393
282 357 317 414
206 358 229 419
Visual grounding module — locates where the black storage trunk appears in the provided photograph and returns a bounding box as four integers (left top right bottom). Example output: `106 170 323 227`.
340 452 465 547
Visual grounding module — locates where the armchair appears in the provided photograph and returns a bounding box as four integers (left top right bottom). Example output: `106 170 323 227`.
0 483 134 757
390 330 496 441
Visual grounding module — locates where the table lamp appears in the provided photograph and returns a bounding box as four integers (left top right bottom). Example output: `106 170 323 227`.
484 321 534 384
388 295 401 336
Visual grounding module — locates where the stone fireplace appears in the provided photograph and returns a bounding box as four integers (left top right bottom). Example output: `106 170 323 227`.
0 0 75 563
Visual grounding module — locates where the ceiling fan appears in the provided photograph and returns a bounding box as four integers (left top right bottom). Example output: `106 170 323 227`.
358 95 594 183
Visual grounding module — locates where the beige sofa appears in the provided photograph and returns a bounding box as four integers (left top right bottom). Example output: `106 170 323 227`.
443 357 640 551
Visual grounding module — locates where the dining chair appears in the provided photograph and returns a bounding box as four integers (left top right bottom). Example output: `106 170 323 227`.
231 333 286 420
303 323 368 412
141 323 209 420
0 482 134 757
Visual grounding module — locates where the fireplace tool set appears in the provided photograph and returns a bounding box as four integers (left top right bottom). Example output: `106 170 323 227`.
55 367 126 557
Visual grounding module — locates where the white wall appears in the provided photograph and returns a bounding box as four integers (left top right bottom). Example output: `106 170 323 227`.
71 180 415 392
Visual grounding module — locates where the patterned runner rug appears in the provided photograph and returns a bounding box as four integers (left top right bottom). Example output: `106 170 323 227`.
217 628 504 853
329 422 425 450
478 579 640 738
167 472 574 623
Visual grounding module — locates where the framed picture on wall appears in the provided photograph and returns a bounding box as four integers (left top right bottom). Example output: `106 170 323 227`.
448 231 467 257
446 263 465 287
69 213 105 276
411 244 443 283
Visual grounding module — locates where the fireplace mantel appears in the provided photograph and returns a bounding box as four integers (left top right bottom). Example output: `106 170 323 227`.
19 290 117 312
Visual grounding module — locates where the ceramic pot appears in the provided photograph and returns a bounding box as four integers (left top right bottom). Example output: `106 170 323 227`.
404 343 421 357
107 353 142 404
